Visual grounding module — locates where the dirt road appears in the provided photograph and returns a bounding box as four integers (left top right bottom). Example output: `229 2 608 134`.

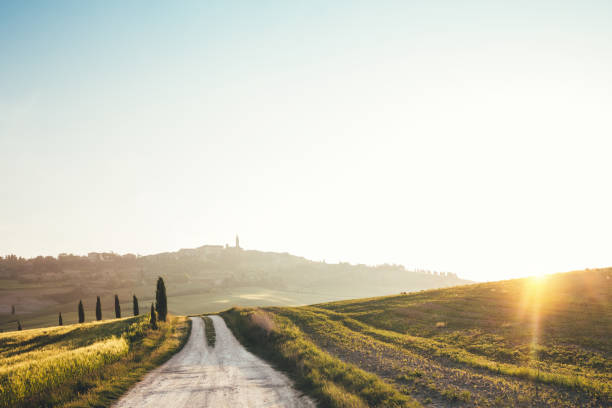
113 316 315 408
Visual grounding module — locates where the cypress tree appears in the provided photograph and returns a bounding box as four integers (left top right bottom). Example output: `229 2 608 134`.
78 300 85 323
17 320 22 331
149 303 157 329
133 295 139 316
58 312 63 326
114 294 121 318
11 305 15 315
95 296 102 321
155 277 167 322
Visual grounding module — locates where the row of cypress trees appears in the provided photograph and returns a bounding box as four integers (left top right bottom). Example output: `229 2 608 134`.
13 277 167 331
72 277 166 327
76 294 130 324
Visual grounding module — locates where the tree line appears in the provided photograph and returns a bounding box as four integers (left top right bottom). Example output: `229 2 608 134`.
15 277 167 331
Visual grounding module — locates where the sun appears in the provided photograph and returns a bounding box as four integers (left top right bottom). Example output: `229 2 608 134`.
531 271 548 282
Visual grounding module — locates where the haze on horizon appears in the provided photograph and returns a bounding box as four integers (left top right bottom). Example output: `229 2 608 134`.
1 1 611 282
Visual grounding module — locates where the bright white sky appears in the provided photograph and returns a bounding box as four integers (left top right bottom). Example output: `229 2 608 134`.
1 1 611 281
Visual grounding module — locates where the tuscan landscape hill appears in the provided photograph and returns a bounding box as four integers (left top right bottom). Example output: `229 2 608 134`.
0 244 469 331
224 268 611 407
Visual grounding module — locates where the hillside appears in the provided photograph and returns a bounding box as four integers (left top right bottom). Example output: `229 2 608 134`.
222 268 611 407
0 314 190 408
0 245 469 331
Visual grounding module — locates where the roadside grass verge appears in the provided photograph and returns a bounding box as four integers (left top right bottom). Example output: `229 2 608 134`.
221 307 421 408
0 314 191 408
202 316 216 347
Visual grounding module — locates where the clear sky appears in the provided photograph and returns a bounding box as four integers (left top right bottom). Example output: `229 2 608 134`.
1 1 611 282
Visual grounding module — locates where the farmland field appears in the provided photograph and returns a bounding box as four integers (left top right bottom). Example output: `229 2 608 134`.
222 268 611 407
0 246 468 332
0 286 346 332
0 314 190 408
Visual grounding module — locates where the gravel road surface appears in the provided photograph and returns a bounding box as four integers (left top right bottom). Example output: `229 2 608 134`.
113 316 315 408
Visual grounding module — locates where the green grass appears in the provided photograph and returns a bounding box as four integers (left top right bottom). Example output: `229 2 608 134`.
0 286 341 333
202 316 216 347
222 307 421 408
0 279 43 290
223 269 611 407
0 314 191 408
307 306 611 397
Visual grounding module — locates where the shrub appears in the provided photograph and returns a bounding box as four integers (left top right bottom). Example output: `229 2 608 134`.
150 304 157 330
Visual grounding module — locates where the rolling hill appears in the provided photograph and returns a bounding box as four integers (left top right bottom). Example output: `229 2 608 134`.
222 268 611 407
0 244 469 331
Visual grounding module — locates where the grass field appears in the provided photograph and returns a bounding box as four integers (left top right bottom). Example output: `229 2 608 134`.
202 316 216 347
222 268 611 407
0 313 191 408
0 286 349 333
1 246 468 333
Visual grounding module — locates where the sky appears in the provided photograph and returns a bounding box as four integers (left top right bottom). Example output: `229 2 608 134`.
1 0 611 282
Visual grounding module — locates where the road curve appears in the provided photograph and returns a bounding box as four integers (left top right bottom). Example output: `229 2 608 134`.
113 316 315 408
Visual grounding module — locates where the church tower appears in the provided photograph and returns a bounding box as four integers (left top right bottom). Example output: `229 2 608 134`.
235 235 240 249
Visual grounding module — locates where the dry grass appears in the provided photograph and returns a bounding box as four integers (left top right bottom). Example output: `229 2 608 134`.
249 309 276 333
0 314 191 408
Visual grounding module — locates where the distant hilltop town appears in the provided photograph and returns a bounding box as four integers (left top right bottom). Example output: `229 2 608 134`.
1 234 459 281
85 235 242 262
1 239 470 324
